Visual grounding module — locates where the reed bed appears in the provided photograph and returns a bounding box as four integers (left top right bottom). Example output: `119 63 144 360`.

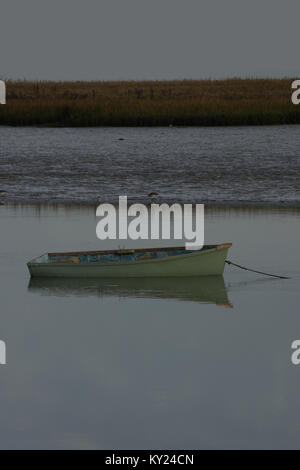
0 79 299 126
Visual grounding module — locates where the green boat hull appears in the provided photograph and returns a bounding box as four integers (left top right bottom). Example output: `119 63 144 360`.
27 244 231 278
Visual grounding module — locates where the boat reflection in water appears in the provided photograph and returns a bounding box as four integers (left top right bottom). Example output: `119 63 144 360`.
28 275 232 307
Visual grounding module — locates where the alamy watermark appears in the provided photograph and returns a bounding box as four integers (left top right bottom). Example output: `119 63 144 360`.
0 340 6 365
0 80 6 104
291 80 300 105
291 340 300 365
96 196 204 249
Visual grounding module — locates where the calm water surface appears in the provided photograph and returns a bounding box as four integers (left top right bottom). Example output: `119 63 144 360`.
0 126 300 205
0 203 300 449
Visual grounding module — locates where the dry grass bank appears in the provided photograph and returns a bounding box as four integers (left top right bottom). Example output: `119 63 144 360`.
0 78 299 126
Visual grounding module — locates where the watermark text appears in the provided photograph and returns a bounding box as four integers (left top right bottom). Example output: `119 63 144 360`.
0 81 6 104
96 196 204 249
0 340 6 365
291 80 300 105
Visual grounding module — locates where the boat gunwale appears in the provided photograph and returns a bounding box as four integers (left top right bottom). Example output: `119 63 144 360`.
47 243 232 257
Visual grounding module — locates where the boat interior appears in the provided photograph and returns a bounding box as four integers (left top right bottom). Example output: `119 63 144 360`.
28 244 230 265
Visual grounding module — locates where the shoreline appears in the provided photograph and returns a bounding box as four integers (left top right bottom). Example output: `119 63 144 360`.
1 123 300 129
2 200 300 211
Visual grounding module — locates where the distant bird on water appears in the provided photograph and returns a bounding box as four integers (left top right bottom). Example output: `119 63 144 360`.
148 192 159 203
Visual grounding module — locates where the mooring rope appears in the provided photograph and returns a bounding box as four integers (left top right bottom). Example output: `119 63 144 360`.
225 260 290 279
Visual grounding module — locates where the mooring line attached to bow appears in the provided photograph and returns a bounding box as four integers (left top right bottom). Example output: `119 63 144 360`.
225 260 290 279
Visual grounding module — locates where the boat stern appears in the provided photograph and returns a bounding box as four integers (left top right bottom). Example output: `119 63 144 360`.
27 253 49 276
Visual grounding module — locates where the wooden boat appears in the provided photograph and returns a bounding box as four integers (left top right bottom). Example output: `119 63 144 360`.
27 243 232 278
28 275 232 306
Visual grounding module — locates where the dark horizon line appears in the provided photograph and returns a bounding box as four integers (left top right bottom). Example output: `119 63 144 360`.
1 76 299 84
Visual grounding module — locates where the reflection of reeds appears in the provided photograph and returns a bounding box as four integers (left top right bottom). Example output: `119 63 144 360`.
0 78 299 126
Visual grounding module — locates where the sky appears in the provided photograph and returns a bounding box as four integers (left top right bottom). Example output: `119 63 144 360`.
1 0 299 81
